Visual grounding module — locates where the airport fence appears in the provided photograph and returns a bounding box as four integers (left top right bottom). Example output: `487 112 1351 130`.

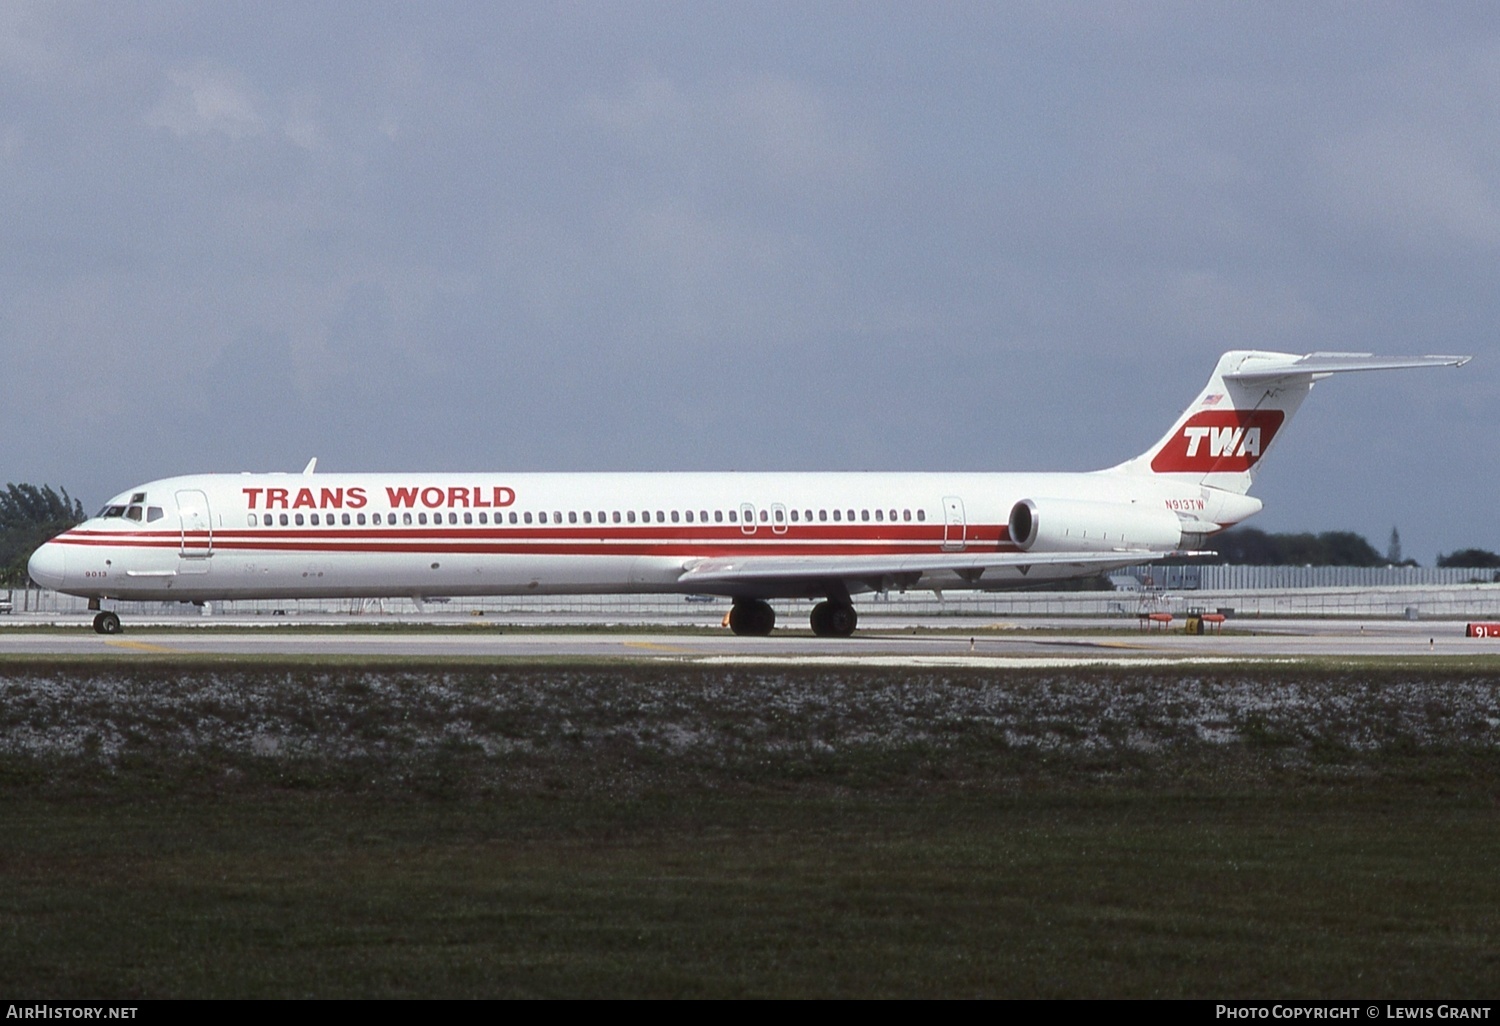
8 578 1500 621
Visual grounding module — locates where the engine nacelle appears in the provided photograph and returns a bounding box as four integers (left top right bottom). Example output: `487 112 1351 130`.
1007 498 1186 553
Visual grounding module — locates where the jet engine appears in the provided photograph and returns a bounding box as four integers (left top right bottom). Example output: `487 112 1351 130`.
1007 498 1187 553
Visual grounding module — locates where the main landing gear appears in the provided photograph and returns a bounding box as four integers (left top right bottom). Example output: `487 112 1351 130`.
727 598 859 638
728 599 776 636
809 600 858 638
92 611 122 635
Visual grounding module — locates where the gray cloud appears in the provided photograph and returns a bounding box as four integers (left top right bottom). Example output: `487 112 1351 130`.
0 2 1494 563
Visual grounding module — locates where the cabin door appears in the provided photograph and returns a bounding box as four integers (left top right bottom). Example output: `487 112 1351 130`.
175 489 213 573
941 495 967 552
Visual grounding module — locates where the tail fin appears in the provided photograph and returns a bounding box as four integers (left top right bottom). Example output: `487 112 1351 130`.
1112 350 1470 495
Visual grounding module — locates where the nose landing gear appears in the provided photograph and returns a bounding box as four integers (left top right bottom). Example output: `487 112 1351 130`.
92 611 122 635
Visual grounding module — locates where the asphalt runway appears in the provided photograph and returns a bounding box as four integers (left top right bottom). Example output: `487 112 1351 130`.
1 613 1498 661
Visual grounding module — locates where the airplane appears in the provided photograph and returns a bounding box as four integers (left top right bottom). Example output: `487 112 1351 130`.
27 349 1469 636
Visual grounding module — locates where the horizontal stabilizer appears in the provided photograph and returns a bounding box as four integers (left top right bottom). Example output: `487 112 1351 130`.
1224 352 1470 382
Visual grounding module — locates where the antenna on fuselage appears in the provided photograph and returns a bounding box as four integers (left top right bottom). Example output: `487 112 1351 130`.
302 458 318 475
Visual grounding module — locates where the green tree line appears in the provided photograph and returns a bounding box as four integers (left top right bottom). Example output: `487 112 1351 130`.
1 484 85 585
1187 527 1500 568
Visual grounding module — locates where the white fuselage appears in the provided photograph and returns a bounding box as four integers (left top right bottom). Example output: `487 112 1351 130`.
29 469 1255 604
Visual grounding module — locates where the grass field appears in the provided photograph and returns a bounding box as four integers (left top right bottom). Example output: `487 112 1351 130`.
2 659 1498 997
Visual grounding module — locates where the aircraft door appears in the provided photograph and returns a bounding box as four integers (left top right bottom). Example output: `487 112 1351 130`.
175 489 213 573
740 503 757 536
770 503 788 535
942 495 967 552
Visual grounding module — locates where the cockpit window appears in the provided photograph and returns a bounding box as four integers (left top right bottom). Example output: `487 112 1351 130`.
124 506 143 522
130 492 147 504
98 505 128 519
147 506 164 523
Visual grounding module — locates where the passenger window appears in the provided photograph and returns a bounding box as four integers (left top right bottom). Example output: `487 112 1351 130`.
917 510 926 521
612 511 621 523
627 511 636 523
583 511 592 524
874 509 883 522
295 514 305 526
728 510 737 523
671 511 680 523
903 510 911 522
656 511 665 523
819 510 827 522
715 511 723 523
790 510 798 522
280 513 289 526
569 512 578 524
759 510 768 523
509 512 518 524
861 510 870 522
464 512 473 525
773 508 783 522
479 512 488 524
683 511 692 523
403 513 413 526
310 513 320 526
538 512 547 524
358 513 367 525
833 510 841 522
248 513 258 527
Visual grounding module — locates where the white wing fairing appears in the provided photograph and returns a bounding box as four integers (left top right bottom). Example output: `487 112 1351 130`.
28 349 1469 637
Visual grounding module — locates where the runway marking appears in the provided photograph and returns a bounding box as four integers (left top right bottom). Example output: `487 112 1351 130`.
104 639 179 653
625 641 697 654
690 655 1286 669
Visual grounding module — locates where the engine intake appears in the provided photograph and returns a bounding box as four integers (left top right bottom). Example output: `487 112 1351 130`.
1008 498 1185 553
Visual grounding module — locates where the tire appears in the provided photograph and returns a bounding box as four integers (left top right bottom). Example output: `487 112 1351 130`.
729 600 776 636
826 603 857 637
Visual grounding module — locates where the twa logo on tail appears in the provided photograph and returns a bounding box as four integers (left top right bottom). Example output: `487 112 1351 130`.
1151 410 1285 473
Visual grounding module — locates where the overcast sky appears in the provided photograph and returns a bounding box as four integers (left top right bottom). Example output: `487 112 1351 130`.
2 2 1495 563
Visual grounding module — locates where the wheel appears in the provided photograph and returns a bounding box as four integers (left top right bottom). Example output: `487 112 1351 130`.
809 601 831 636
93 611 122 635
826 602 857 637
728 600 775 636
810 601 857 637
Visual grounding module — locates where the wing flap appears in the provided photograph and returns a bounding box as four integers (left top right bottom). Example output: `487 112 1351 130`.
678 549 1197 590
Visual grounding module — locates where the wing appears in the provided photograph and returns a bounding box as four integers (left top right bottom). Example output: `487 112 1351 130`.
677 548 1200 597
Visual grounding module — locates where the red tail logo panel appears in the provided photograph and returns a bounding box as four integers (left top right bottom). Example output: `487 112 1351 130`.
1150 410 1285 473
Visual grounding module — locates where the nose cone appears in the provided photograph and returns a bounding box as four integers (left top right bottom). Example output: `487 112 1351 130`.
28 542 67 591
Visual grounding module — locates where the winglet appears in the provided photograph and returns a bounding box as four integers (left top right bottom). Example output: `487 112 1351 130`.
302 458 318 476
